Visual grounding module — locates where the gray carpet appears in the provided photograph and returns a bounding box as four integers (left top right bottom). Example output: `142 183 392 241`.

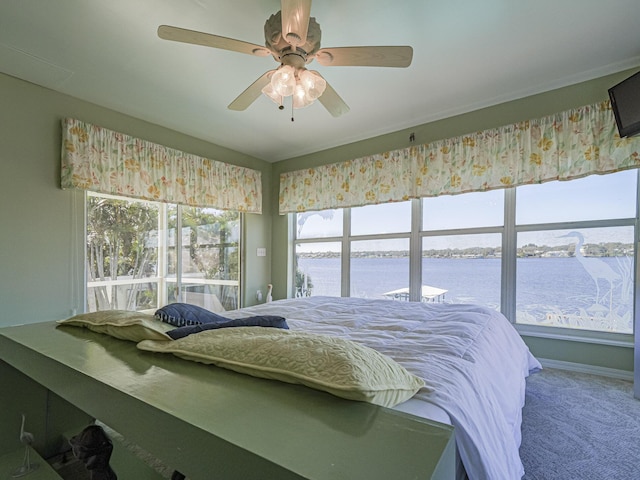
520 368 640 480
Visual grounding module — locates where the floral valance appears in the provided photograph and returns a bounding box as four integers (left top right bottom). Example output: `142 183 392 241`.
279 101 640 214
61 118 262 213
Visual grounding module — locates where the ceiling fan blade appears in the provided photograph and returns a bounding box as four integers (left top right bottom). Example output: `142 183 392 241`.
316 77 350 117
158 25 271 57
281 0 312 47
228 70 275 111
315 46 413 68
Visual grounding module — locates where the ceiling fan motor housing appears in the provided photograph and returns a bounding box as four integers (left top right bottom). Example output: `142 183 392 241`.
264 11 321 64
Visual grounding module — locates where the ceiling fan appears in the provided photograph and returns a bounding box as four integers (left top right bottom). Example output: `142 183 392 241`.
157 0 413 117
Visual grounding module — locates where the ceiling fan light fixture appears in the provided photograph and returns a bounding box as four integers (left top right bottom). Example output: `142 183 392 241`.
270 65 297 96
264 66 326 110
292 83 310 108
261 81 284 107
299 69 326 100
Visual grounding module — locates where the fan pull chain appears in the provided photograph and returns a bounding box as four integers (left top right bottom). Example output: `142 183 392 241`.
291 101 295 122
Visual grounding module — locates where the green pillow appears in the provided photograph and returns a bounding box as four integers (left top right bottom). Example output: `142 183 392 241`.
138 327 424 407
58 310 174 342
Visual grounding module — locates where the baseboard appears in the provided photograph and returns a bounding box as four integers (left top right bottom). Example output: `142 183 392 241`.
538 357 633 381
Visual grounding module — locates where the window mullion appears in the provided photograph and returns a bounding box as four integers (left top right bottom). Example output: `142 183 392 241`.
157 203 167 307
175 205 183 302
410 198 422 302
342 208 351 297
502 188 517 321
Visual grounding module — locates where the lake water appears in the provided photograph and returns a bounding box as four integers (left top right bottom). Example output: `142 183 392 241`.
297 256 634 333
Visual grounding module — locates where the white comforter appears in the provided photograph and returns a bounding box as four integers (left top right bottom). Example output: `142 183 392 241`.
227 296 541 480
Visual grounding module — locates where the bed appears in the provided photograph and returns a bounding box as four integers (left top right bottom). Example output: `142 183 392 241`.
219 297 541 480
1 296 539 480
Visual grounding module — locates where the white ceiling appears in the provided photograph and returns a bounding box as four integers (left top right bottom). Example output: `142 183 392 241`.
1 0 639 162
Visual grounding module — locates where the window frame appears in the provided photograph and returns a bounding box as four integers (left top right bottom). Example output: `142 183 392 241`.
292 171 639 347
85 192 242 313
512 206 637 348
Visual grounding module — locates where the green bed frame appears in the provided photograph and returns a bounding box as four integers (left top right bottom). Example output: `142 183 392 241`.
0 321 455 479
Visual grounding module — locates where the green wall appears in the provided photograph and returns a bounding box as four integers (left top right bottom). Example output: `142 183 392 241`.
270 67 640 374
0 72 272 326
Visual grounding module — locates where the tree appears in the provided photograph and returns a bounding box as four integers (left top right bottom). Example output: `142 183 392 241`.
295 268 313 297
86 196 158 311
88 197 240 312
178 207 240 310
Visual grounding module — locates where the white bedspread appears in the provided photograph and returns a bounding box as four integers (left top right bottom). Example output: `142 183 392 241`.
227 296 541 480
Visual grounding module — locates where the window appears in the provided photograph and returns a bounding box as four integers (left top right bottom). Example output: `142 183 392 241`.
296 209 343 239
516 227 634 333
295 203 413 300
293 170 638 340
352 202 411 235
351 238 410 299
295 241 341 297
423 190 504 230
351 202 411 299
295 209 342 297
87 192 240 313
422 190 504 310
514 171 636 334
422 233 502 309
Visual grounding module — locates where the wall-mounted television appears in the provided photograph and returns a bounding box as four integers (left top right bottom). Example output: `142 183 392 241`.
608 70 640 138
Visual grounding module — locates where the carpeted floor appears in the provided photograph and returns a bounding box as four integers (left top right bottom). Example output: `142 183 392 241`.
520 368 640 480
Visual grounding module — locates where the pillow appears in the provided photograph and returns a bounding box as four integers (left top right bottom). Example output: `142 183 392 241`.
167 315 289 340
137 327 425 407
155 303 231 327
57 310 174 342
